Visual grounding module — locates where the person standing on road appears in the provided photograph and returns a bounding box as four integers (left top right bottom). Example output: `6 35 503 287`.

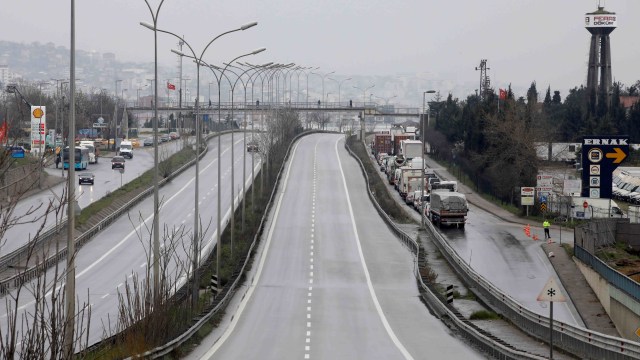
543 219 551 239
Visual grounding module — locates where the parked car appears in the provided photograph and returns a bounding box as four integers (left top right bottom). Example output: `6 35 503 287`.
78 172 95 185
111 156 125 169
169 131 180 140
160 134 170 142
143 137 154 146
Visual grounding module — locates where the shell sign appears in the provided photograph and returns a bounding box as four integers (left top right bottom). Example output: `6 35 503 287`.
30 106 46 154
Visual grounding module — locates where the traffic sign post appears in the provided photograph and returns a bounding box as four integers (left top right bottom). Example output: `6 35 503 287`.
581 136 629 199
537 277 567 360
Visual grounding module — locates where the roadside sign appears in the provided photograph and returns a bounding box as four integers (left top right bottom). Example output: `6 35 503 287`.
521 187 535 196
536 175 553 187
583 201 588 209
635 327 640 338
536 277 567 303
581 135 629 198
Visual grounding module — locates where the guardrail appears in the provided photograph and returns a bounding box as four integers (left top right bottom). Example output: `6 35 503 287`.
344 140 546 360
411 175 640 358
0 134 221 295
126 130 330 358
575 244 640 303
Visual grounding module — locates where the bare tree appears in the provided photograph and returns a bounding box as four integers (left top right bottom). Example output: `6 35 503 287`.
0 157 92 359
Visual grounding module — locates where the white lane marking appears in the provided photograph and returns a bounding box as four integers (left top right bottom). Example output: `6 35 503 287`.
101 294 109 299
200 140 302 358
334 137 414 360
140 262 146 268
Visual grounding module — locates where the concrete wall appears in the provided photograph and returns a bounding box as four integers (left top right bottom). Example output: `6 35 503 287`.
575 259 640 340
610 287 640 340
575 259 611 312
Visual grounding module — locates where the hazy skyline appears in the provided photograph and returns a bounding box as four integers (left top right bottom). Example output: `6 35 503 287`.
2 0 639 101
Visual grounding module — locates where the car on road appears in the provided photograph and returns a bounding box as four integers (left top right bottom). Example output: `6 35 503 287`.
169 131 180 140
160 134 170 142
246 141 258 152
111 156 125 170
78 172 95 185
143 137 154 146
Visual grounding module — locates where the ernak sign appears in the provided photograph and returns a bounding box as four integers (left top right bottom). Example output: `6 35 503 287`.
581 135 629 199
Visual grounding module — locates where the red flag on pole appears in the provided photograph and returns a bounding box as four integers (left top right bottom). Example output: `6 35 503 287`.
499 88 507 100
0 122 7 143
167 82 176 90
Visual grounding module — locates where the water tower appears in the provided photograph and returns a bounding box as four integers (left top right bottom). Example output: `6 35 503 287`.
585 5 617 102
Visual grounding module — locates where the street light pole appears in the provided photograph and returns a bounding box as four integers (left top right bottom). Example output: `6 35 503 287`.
311 70 335 107
421 90 436 229
141 0 168 304
327 77 351 106
145 20 259 306
114 79 122 151
64 1 76 355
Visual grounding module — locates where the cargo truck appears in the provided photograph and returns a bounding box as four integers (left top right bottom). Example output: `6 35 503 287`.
400 139 423 160
392 134 412 155
372 133 393 156
398 168 422 198
428 191 468 228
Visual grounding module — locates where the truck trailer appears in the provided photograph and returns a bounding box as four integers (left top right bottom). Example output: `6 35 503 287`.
428 191 468 228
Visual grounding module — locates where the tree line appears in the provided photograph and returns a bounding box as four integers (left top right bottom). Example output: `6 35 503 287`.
425 80 640 204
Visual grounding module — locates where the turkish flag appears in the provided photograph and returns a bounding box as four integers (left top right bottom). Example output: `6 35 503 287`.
167 82 176 90
0 122 7 143
499 88 507 100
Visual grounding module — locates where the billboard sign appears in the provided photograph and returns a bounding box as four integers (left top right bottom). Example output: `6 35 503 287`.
585 14 617 28
563 179 582 195
521 187 535 196
581 135 629 198
30 106 46 154
536 174 553 187
521 186 535 206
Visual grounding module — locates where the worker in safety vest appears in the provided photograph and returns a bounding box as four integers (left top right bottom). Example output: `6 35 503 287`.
543 220 550 239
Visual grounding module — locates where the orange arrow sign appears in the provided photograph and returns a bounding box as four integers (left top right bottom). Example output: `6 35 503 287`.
605 147 627 164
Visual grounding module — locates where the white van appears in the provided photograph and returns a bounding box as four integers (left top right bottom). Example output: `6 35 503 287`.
119 140 133 159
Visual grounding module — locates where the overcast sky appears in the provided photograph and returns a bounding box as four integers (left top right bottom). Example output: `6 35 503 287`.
2 0 639 99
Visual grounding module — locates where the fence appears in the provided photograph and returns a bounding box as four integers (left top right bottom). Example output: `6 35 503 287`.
574 245 640 304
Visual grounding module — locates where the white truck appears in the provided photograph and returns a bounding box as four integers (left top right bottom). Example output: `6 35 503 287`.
403 176 426 204
400 140 423 160
119 140 134 159
428 191 468 228
398 167 422 199
571 197 624 219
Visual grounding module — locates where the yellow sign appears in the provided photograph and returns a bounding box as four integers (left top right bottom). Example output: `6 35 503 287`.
540 203 547 212
636 327 640 338
605 147 627 164
32 107 44 118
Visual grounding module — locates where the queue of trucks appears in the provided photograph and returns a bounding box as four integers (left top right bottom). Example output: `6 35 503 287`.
372 134 469 229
